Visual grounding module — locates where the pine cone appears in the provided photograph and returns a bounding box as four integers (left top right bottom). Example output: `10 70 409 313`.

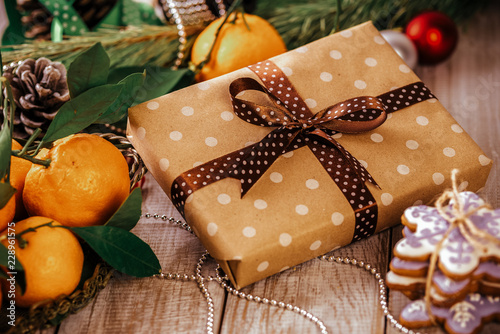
2 58 70 139
72 0 119 30
17 0 53 41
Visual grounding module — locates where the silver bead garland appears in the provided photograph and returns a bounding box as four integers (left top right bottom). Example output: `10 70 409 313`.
143 212 421 334
158 0 226 69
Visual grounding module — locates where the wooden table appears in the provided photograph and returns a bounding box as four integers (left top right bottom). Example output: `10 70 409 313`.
46 3 500 333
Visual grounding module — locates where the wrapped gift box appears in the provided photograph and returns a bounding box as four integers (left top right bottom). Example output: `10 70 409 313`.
127 22 492 288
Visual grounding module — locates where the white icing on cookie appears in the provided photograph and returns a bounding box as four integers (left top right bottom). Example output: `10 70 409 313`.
395 192 500 277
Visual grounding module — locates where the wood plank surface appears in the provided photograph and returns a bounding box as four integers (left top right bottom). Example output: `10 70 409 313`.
387 2 500 334
57 176 226 333
50 2 500 333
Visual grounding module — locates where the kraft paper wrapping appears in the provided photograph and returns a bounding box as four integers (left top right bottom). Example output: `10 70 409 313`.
127 22 492 289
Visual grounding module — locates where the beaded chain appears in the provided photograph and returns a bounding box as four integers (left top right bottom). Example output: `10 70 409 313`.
142 212 422 334
159 0 227 69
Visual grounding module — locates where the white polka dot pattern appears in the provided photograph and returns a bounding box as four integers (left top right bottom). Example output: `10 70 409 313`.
279 233 292 246
207 222 218 236
340 30 353 38
443 147 456 157
169 61 436 243
257 261 269 272
406 140 419 150
242 226 256 237
254 199 268 210
365 57 378 67
295 204 309 215
136 127 146 140
42 2 88 36
330 50 342 59
378 82 435 113
270 172 283 183
433 172 445 185
478 155 491 166
148 102 160 110
169 131 182 141
309 240 322 250
221 111 234 121
197 82 210 90
159 158 169 171
181 106 194 116
320 72 333 82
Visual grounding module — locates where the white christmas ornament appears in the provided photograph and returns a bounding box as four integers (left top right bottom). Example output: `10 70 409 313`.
380 30 418 69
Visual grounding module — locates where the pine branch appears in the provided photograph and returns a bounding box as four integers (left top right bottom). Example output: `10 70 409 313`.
254 0 490 50
1 24 204 69
1 0 489 68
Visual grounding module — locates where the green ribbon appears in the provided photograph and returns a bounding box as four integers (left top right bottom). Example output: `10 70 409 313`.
3 0 162 45
40 0 89 36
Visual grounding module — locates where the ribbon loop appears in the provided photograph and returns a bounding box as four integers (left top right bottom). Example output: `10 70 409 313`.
313 96 388 133
230 77 296 128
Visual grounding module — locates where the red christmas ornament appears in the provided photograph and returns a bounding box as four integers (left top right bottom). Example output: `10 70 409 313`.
405 11 458 64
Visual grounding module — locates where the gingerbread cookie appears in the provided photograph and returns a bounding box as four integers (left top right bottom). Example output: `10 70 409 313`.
394 192 500 280
390 257 500 282
400 293 500 334
387 270 500 307
390 257 429 277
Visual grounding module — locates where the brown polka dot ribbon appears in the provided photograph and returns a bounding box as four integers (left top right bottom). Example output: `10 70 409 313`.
171 61 435 242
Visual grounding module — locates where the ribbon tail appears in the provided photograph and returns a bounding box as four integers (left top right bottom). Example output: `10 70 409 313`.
308 129 380 189
305 130 379 242
235 127 301 196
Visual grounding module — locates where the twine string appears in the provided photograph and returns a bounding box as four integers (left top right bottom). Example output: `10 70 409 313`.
424 169 496 324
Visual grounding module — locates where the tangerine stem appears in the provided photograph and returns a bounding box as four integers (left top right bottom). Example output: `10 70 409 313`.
15 221 56 248
11 150 51 167
17 129 41 156
194 0 243 72
241 9 251 31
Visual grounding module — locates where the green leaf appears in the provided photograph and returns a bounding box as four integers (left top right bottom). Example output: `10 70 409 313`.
108 66 195 102
142 67 195 99
0 270 8 279
71 226 161 277
95 72 146 124
170 69 196 92
0 119 11 181
105 188 142 231
107 66 144 84
42 84 123 144
0 109 15 208
67 43 110 98
0 242 27 295
0 182 16 209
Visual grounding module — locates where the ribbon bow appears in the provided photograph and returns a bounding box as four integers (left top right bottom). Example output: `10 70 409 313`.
229 61 388 196
171 60 435 242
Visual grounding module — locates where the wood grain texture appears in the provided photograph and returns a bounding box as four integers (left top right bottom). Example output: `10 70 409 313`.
51 2 500 333
388 2 500 333
221 231 391 333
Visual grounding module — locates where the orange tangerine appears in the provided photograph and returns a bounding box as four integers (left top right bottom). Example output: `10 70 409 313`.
191 12 287 81
23 134 130 227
